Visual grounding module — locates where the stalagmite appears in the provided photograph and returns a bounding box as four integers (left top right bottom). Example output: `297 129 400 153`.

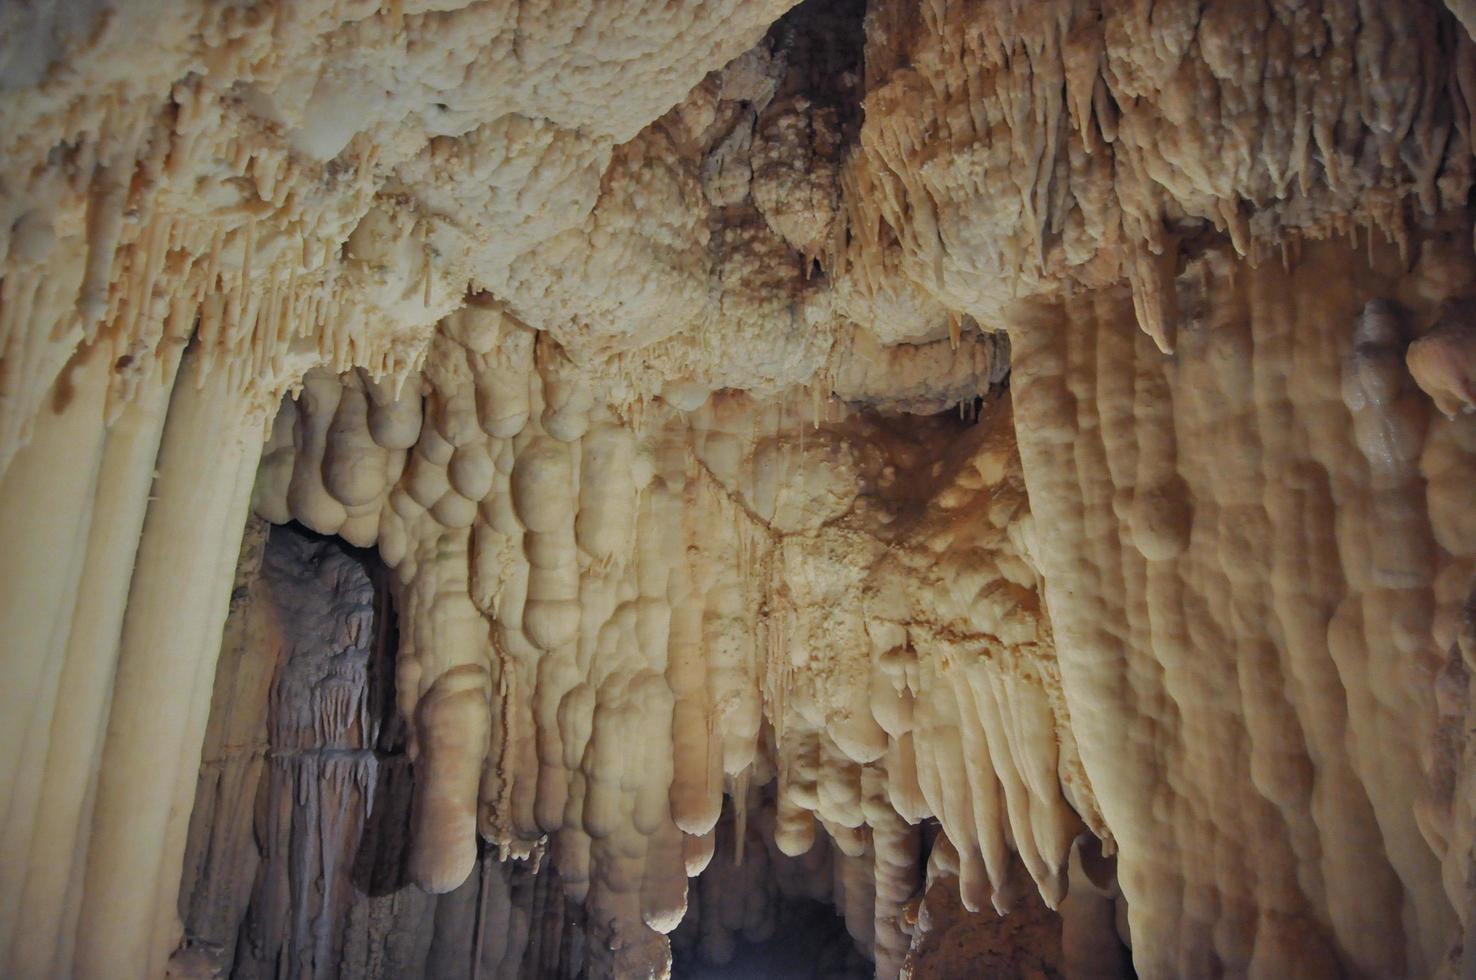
3 0 1476 977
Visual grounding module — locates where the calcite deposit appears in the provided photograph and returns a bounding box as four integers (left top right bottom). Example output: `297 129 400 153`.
3 0 1476 977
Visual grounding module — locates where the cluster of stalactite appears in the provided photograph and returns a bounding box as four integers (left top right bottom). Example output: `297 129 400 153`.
245 296 1097 977
3 0 1476 978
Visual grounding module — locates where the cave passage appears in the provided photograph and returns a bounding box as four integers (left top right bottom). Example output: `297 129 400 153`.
3 0 1476 978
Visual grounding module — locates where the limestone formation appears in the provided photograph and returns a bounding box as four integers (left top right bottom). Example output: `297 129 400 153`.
2 0 1476 977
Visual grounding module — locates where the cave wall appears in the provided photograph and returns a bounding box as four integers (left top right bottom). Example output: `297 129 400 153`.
1011 237 1476 977
175 520 593 980
2 0 1476 978
174 519 423 978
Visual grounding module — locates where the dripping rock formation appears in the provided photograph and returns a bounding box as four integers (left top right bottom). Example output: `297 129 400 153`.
3 0 1476 977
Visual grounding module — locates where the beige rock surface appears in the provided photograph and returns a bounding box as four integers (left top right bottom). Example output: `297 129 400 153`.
2 0 1476 978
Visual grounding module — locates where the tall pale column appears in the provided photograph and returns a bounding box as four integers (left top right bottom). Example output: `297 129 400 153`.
5 351 182 979
73 350 266 980
0 344 112 968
